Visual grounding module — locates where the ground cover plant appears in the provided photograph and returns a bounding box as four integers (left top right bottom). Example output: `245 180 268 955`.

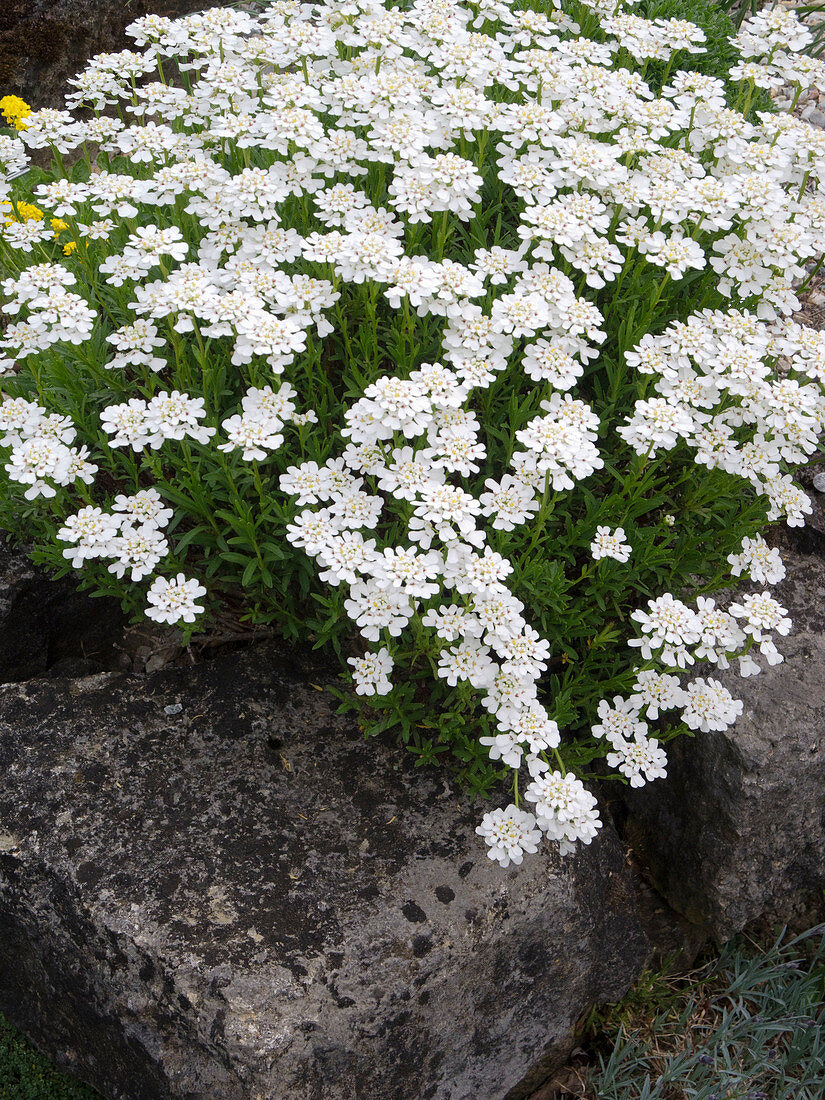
0 1012 99 1100
1 0 825 867
575 924 825 1099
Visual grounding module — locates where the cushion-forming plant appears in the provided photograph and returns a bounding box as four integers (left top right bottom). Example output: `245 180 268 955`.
0 0 824 867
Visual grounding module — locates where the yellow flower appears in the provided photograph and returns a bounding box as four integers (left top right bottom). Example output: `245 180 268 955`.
0 95 31 130
50 217 69 237
63 241 79 256
0 199 44 225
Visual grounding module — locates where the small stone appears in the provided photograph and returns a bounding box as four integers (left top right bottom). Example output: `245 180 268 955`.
812 471 825 493
146 651 174 674
803 107 825 129
164 703 183 716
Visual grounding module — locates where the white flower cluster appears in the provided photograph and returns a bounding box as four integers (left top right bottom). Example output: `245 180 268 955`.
620 311 825 526
101 390 215 450
0 0 822 868
55 489 205 620
0 397 96 500
58 488 170 574
630 576 791 676
590 526 631 562
1 263 95 353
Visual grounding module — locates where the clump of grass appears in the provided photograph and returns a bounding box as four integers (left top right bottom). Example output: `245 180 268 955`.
0 1014 99 1100
556 926 825 1100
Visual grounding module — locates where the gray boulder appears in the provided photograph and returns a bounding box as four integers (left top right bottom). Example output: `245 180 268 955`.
0 648 649 1100
622 548 825 941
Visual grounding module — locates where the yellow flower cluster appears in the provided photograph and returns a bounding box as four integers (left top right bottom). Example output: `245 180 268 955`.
50 216 81 253
0 95 32 130
0 200 44 225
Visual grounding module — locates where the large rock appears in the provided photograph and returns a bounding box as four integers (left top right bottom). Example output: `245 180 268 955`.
0 538 124 682
622 547 825 941
0 0 229 109
0 648 650 1100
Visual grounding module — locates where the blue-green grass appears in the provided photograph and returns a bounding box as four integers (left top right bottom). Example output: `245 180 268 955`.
579 926 825 1100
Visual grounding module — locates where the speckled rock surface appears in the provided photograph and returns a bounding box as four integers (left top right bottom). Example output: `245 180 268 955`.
0 647 649 1100
0 0 229 108
622 547 825 942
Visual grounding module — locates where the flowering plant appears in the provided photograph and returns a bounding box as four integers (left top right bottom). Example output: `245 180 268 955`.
1 0 824 868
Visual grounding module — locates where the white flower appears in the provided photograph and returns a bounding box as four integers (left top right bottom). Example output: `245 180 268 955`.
100 399 152 450
728 591 791 667
412 484 483 544
638 231 705 280
693 596 745 668
144 390 215 448
108 522 168 581
105 319 166 371
436 640 496 689
590 526 631 562
681 678 743 732
479 731 525 770
478 474 538 531
617 398 695 456
524 771 602 855
368 540 439 590
5 437 72 499
630 671 686 719
112 488 173 529
629 594 702 667
475 804 542 868
57 506 120 567
2 0 821 878
591 696 647 748
421 604 483 642
317 531 377 587
496 626 551 678
521 341 583 389
606 734 668 788
343 581 414 642
218 413 283 461
348 647 394 696
727 534 785 586
481 668 539 723
145 573 207 625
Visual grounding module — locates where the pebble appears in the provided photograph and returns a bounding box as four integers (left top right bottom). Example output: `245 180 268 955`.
802 105 825 129
812 471 825 493
164 703 183 715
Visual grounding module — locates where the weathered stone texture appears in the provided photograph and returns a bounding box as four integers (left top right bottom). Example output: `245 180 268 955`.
0 1 224 108
0 649 649 1100
623 548 825 941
